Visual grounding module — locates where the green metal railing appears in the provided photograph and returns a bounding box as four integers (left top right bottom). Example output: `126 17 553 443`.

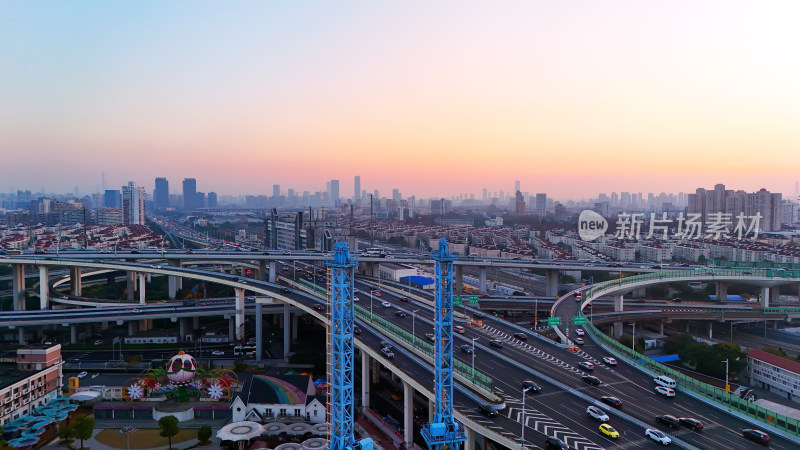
585 268 800 300
585 321 800 438
353 305 494 393
712 260 800 271
764 307 800 315
298 278 327 296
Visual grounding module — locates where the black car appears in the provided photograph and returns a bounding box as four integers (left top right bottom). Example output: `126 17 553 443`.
394 310 407 318
544 436 569 449
379 341 394 350
280 288 291 293
459 344 473 354
601 396 622 408
521 380 542 392
477 403 497 417
679 417 704 431
655 414 680 429
513 332 527 340
742 429 770 446
313 304 325 312
353 326 362 335
489 340 504 348
582 375 601 386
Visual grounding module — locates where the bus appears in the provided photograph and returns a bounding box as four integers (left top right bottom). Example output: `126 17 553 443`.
362 248 386 257
233 346 256 357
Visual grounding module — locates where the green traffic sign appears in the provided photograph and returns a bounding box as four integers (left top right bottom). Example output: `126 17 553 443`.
453 296 462 305
573 316 587 326
547 316 561 326
468 295 479 304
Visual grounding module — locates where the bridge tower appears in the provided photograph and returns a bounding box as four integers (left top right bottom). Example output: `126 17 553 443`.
326 242 373 450
422 238 466 449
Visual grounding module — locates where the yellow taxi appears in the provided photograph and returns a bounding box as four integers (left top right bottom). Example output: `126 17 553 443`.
599 423 620 439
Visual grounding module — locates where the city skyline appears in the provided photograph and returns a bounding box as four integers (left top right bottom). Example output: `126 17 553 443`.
2 2 800 197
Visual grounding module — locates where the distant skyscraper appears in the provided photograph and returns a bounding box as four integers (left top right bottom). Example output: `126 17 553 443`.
104 189 121 208
154 177 169 208
482 188 488 201
515 180 520 193
122 182 146 225
515 191 526 215
354 176 361 202
392 189 401 202
330 180 339 205
182 178 197 210
208 192 218 208
273 184 280 197
535 193 547 215
195 192 206 209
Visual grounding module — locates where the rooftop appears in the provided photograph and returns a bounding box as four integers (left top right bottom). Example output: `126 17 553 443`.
748 349 800 375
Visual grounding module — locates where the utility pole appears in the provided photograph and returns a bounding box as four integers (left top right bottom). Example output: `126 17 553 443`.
369 194 374 247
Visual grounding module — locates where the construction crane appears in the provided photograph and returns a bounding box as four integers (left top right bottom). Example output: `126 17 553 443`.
327 242 373 450
422 238 466 449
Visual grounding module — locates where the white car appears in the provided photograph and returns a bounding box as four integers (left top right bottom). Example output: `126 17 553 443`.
77 371 88 378
603 357 618 366
586 405 609 422
353 296 360 302
655 386 675 397
645 428 672 445
381 301 391 308
575 328 585 336
211 350 225 356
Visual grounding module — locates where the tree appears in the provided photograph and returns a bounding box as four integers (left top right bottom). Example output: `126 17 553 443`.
72 417 95 450
619 333 645 353
159 415 180 450
197 425 212 444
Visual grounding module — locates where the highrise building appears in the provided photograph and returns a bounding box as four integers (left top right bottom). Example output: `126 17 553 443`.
208 192 218 208
330 180 340 205
392 189 401 202
515 191 526 215
354 176 361 202
182 178 197 210
535 193 547 215
273 184 281 197
195 192 206 209
104 190 121 208
515 180 520 193
688 184 783 232
154 177 169 208
122 182 146 225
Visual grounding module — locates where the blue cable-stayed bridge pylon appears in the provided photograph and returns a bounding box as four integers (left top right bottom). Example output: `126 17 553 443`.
422 238 466 450
326 242 373 450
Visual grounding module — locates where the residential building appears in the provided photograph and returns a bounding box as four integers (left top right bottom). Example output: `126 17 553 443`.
354 176 361 202
208 192 218 208
1 344 64 424
515 191 526 215
121 182 145 225
182 178 197 210
535 193 547 215
104 190 122 208
96 207 123 226
231 374 325 423
154 177 169 209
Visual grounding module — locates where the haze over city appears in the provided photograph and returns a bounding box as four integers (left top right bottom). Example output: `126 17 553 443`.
2 1 800 199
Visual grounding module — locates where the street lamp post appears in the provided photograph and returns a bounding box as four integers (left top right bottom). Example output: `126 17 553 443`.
630 322 636 353
521 386 532 448
723 359 730 391
119 426 137 450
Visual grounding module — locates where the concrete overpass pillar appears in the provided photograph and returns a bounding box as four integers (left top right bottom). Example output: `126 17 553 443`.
545 270 559 297
179 319 186 342
12 264 26 311
771 287 781 305
127 271 136 302
708 322 713 339
258 260 267 281
614 294 624 312
138 273 146 305
228 317 235 342
403 380 413 447
428 398 434 422
283 303 290 360
70 324 77 344
269 261 276 283
38 266 49 310
479 267 487 294
101 321 108 330
454 265 464 293
659 321 665 335
613 322 623 338
292 313 298 341
464 427 476 450
193 316 199 329
70 267 82 296
761 287 771 308
361 353 371 409
716 282 728 302
18 328 25 345
128 321 135 336
168 260 182 299
235 287 245 343
255 303 263 363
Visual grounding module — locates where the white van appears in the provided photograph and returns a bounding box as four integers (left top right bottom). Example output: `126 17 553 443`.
654 375 676 388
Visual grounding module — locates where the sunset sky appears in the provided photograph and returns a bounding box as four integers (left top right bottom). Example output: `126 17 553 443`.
2 1 799 199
